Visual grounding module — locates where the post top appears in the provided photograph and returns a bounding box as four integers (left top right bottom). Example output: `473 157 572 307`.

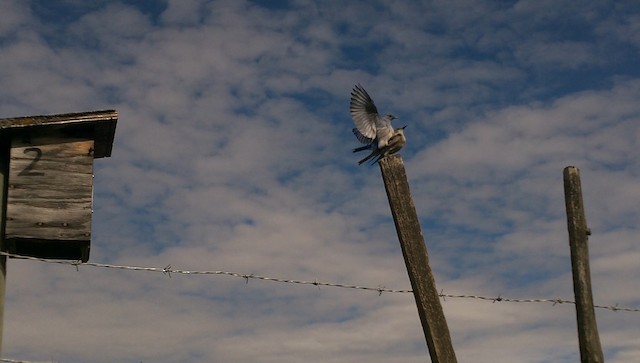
0 110 118 158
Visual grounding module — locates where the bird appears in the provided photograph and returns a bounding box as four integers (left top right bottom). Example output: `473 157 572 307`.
349 83 406 165
353 126 407 165
350 83 397 149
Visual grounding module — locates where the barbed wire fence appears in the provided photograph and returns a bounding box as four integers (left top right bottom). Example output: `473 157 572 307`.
1 249 639 363
1 251 638 312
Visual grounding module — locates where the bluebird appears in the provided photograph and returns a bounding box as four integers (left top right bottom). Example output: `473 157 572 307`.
350 84 397 149
353 126 407 165
350 84 406 164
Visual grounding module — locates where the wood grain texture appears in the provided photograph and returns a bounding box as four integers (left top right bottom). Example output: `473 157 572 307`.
0 109 117 158
379 155 457 363
0 140 9 354
0 109 116 262
563 166 604 363
5 136 93 261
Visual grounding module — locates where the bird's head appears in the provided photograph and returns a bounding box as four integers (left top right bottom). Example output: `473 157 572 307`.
386 114 397 121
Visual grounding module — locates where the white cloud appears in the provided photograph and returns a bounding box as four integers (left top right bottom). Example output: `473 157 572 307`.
0 1 639 362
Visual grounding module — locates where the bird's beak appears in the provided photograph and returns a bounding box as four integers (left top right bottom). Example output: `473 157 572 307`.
401 125 407 129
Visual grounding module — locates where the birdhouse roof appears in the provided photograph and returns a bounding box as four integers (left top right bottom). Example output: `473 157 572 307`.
0 110 117 158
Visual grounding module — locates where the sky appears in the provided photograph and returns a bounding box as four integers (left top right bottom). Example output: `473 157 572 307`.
0 0 639 362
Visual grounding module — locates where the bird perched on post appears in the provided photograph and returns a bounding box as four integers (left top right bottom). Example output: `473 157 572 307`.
349 83 407 165
353 126 407 165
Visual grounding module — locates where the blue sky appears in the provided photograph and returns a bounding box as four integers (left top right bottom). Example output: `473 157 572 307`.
1 0 639 362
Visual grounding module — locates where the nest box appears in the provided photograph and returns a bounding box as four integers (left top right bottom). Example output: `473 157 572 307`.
0 110 117 262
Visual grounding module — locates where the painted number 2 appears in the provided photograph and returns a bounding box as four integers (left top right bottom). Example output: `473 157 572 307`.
19 147 45 176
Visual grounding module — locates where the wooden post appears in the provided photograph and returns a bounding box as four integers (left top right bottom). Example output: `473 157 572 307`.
0 138 9 355
0 110 118 356
379 155 457 363
563 166 604 363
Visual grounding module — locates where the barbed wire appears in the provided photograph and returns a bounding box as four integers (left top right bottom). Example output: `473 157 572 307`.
1 359 57 363
1 251 638 312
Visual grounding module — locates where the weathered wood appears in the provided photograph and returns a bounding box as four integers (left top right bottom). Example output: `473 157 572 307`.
5 135 94 261
0 110 117 351
563 166 604 363
379 155 457 363
0 139 9 356
0 110 117 158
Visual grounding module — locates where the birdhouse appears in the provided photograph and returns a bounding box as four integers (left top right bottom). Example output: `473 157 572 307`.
0 110 117 262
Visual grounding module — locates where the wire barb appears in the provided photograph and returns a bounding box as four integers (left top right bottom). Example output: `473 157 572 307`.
162 265 172 278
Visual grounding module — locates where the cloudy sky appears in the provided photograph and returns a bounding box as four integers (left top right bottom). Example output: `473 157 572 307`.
1 0 639 362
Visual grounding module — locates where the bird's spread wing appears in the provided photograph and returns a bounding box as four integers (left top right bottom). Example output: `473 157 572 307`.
352 128 374 145
350 84 379 140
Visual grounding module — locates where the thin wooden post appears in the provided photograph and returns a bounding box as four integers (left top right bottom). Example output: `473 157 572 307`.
379 155 457 363
0 110 118 356
0 138 9 355
563 166 604 363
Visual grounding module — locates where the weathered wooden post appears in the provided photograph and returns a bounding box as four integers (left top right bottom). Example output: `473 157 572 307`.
379 155 457 363
0 110 117 354
0 138 9 361
563 166 604 363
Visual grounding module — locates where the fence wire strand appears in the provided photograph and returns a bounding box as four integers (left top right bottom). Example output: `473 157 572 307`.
1 251 638 312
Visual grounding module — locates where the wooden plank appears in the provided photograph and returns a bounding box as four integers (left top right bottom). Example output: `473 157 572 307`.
563 166 604 363
0 110 117 158
6 136 94 243
379 155 457 363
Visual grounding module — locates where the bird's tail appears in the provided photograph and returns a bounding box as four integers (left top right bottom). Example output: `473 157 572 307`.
358 150 378 165
370 155 384 165
352 144 372 153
